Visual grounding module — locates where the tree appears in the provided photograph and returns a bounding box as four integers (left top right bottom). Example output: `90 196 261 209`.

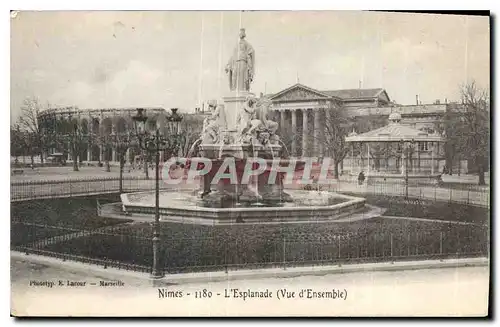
445 81 489 185
177 115 203 158
16 97 47 165
112 134 132 193
10 124 26 165
322 104 351 178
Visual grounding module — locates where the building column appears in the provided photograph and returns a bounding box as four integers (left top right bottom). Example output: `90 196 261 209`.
313 109 321 159
302 109 309 157
291 110 297 157
87 119 93 162
318 109 325 159
280 110 286 136
431 142 435 175
324 108 332 159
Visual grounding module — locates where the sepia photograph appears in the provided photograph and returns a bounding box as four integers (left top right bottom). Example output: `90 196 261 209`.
9 9 490 317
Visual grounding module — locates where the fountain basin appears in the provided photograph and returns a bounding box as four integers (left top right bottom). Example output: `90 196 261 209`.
119 190 368 224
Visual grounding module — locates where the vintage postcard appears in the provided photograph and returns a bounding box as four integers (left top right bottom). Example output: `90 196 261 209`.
10 10 490 317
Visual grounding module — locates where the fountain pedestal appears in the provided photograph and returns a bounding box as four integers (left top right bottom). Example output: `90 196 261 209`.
194 156 299 204
222 91 255 131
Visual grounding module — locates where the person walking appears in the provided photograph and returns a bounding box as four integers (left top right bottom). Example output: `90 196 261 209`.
358 171 365 185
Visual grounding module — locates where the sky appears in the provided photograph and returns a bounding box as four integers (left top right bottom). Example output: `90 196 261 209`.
10 11 490 122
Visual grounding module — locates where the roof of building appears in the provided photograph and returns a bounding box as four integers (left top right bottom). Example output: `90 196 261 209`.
321 88 385 100
345 117 445 143
267 83 390 102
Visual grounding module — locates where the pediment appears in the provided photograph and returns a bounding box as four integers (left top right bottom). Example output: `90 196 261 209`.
270 84 329 102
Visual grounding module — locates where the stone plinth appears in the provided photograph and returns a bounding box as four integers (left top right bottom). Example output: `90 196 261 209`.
222 91 254 130
191 157 296 204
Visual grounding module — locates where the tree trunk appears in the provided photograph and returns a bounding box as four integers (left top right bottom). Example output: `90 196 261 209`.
478 156 486 185
143 150 149 179
333 159 340 179
72 150 79 171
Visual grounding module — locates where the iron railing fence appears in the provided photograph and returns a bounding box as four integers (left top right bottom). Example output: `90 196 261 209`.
324 180 489 208
10 176 181 202
11 219 489 275
11 176 490 208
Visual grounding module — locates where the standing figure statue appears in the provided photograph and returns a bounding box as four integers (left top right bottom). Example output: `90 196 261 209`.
225 28 255 92
201 103 227 144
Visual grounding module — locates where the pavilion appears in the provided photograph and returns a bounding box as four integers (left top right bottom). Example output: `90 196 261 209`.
344 113 446 185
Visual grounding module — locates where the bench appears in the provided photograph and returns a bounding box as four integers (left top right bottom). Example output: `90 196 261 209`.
12 169 24 175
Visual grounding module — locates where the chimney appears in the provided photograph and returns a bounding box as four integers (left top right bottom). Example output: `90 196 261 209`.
416 95 419 105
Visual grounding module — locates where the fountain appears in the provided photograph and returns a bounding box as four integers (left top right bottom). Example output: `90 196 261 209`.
115 28 384 224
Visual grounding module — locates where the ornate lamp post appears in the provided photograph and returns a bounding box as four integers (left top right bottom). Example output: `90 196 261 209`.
132 108 184 279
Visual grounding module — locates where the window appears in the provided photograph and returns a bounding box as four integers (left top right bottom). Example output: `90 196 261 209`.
419 142 428 151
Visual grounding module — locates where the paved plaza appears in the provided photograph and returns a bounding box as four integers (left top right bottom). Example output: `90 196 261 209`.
10 164 147 181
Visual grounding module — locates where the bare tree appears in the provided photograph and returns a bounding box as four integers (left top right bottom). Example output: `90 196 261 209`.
10 124 25 166
323 104 351 179
445 81 489 184
457 81 489 184
177 115 203 158
16 97 47 165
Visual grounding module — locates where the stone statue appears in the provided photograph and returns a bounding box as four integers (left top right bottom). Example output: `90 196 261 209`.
236 96 279 145
236 97 257 140
225 28 255 92
201 103 227 144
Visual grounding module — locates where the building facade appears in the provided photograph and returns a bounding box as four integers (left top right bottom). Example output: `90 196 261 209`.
268 83 453 173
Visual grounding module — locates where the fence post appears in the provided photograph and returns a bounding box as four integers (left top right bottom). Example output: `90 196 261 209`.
390 233 393 257
449 188 452 203
434 186 437 201
467 189 470 205
407 232 410 256
282 237 286 270
338 236 341 259
440 231 443 255
416 232 419 255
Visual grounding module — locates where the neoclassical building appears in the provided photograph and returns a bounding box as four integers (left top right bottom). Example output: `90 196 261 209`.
37 107 204 163
268 83 450 171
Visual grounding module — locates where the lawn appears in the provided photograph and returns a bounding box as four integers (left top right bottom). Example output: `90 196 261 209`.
12 195 490 274
342 193 490 225
11 194 131 247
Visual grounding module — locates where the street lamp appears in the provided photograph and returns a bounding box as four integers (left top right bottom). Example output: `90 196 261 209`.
132 107 184 279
